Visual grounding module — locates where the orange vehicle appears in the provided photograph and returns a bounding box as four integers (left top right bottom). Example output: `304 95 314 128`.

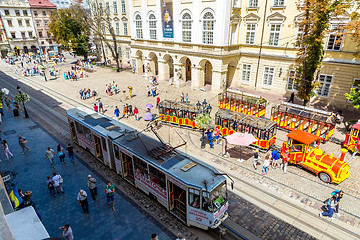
343 122 360 154
218 89 267 117
281 130 350 184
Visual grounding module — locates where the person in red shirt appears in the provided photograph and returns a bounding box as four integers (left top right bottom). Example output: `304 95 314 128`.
133 107 139 121
93 103 98 112
156 97 160 108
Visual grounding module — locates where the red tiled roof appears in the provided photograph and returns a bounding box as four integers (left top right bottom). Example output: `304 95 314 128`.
27 0 56 9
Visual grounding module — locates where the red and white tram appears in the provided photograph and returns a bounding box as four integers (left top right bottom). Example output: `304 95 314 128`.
67 107 229 229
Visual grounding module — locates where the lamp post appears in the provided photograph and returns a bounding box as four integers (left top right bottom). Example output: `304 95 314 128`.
16 85 29 118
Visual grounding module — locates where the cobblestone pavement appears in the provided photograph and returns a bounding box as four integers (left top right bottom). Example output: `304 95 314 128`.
0 107 174 240
2 55 360 237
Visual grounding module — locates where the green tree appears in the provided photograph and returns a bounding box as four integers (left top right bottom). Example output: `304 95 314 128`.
345 87 360 109
49 5 90 59
14 93 30 104
345 2 360 53
293 0 351 105
195 113 212 148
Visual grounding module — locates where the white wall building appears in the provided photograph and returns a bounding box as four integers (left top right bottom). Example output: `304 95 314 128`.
0 0 38 55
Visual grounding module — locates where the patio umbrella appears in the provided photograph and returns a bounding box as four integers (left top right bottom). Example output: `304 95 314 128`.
225 132 257 162
146 104 153 109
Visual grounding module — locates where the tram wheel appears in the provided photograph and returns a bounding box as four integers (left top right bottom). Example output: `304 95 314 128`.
319 172 331 183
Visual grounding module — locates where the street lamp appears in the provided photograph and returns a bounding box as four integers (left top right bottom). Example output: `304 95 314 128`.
196 101 201 111
16 85 29 118
202 99 207 111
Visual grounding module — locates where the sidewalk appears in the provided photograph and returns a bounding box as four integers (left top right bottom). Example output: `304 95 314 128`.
0 106 172 240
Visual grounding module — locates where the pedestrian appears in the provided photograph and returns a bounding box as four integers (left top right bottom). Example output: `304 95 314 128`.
271 149 280 169
261 154 270 175
52 172 64 193
66 143 75 164
87 175 97 200
281 150 289 173
2 140 14 160
332 190 344 215
93 103 98 112
79 89 83 100
134 107 139 121
127 104 132 116
105 181 115 211
98 100 104 113
185 93 189 103
45 147 57 169
181 92 184 102
114 106 120 120
123 105 127 118
253 149 260 170
147 86 151 97
18 134 30 154
176 233 186 240
46 176 56 197
77 189 89 213
151 233 158 240
59 224 74 240
92 90 97 100
151 85 157 97
215 127 221 145
319 195 337 219
57 144 66 164
206 129 214 149
156 96 160 108
288 92 295 103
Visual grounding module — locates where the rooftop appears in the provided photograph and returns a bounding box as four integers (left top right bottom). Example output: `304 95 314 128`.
287 130 321 145
27 0 56 9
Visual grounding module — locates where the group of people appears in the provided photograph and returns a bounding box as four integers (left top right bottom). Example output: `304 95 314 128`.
252 149 286 175
79 88 97 100
180 92 190 103
320 190 344 219
114 104 139 121
105 81 118 96
45 143 75 169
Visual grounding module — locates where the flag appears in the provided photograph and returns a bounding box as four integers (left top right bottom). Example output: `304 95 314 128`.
9 187 23 208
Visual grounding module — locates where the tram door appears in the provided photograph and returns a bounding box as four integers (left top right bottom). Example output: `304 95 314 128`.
167 181 187 223
93 135 103 162
121 152 135 184
69 120 78 143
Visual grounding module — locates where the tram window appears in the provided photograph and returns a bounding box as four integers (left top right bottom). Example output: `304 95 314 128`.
291 144 304 152
211 182 227 211
114 145 120 160
149 165 166 189
83 126 92 142
189 188 200 209
309 140 320 149
353 129 358 137
101 137 107 152
133 156 148 176
75 121 84 134
202 191 212 212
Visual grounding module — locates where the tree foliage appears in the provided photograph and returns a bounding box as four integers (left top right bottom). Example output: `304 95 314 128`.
14 93 30 104
345 87 360 109
195 113 212 130
49 5 90 58
293 0 351 105
346 2 360 53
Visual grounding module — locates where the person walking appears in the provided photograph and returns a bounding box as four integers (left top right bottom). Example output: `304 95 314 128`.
52 172 64 193
66 143 75 164
319 195 337 219
180 92 185 103
185 93 189 103
332 190 344 215
114 106 120 120
59 224 74 240
2 140 14 160
253 149 260 170
18 134 30 154
215 127 221 145
45 147 56 169
271 149 281 169
151 85 157 97
98 100 104 113
281 150 289 173
206 129 214 149
288 92 295 103
134 107 139 121
105 181 115 211
261 154 270 175
77 189 89 214
87 175 97 200
147 86 151 97
46 176 56 197
57 144 66 164
156 96 160 108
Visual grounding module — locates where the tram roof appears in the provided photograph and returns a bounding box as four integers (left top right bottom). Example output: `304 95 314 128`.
158 100 199 112
218 89 267 104
67 107 225 191
215 109 276 130
287 130 321 145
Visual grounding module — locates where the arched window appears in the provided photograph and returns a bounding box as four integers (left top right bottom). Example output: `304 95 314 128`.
135 14 143 39
182 13 192 43
149 14 156 40
202 12 214 44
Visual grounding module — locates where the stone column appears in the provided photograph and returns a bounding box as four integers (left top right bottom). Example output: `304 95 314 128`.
211 69 228 92
173 63 185 88
191 66 202 89
157 60 167 81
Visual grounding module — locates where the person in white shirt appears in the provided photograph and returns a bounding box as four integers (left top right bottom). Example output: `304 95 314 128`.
52 172 64 193
45 147 56 168
77 189 89 213
59 224 74 240
261 154 271 175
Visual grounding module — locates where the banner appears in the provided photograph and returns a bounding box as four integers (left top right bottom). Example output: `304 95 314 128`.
161 0 174 40
9 187 23 208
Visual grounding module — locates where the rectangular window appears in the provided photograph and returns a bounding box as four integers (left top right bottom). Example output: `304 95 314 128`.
274 0 285 6
23 10 28 16
269 24 281 46
99 3 103 14
149 165 166 189
34 11 38 16
133 156 148 175
42 11 46 16
115 22 120 35
21 32 26 39
101 137 107 152
123 22 128 35
189 188 200 209
249 0 258 7
316 74 333 97
242 64 251 82
18 19 23 26
113 1 118 14
106 2 110 14
182 18 192 43
25 19 30 26
75 121 83 134
263 67 275 86
7 20 12 27
126 48 130 59
118 46 122 57
245 23 256 44
4 10 10 16
326 25 344 51
28 31 33 38
11 32 16 38
39 31 43 38
15 10 20 16
44 20 48 27
121 0 126 14
36 21 40 27
287 70 298 91
114 145 120 159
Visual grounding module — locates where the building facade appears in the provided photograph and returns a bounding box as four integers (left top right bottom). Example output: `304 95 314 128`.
0 11 10 57
128 0 360 109
0 0 38 55
28 0 57 54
